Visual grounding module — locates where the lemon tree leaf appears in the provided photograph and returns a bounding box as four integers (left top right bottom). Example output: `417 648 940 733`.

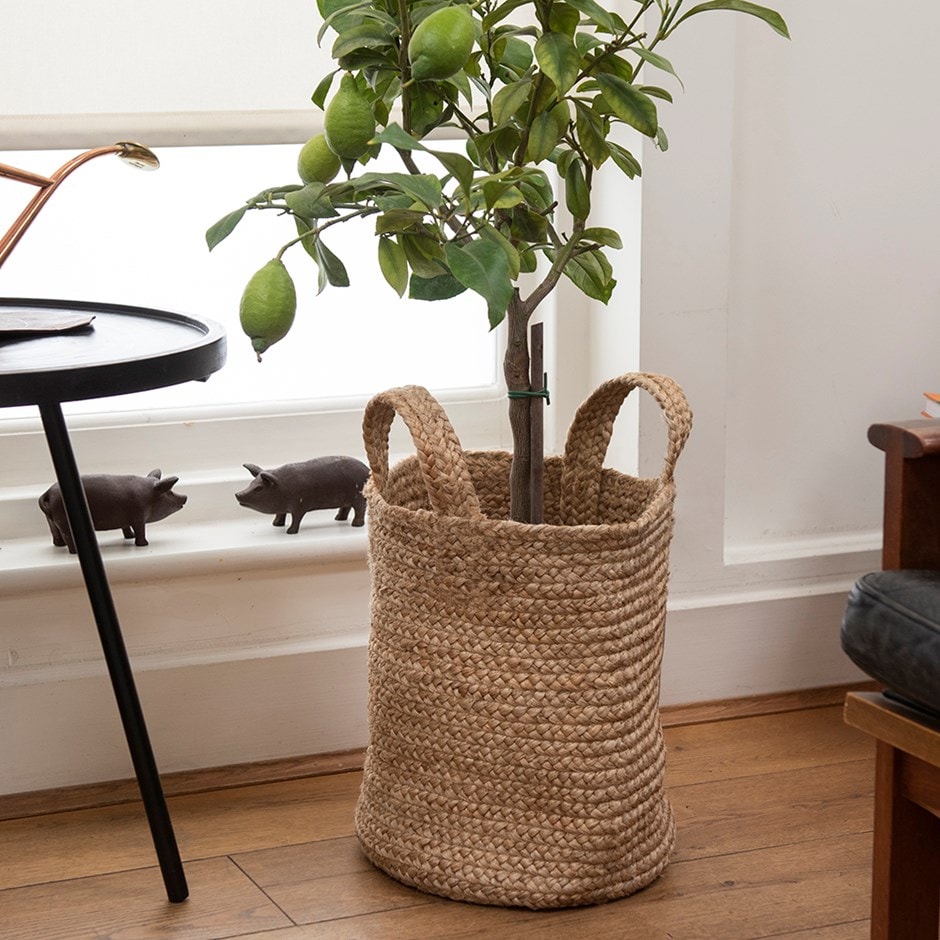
548 4 579 36
641 85 674 103
478 222 521 279
492 79 532 126
574 101 608 168
632 47 683 90
285 183 340 219
494 125 523 162
400 233 447 278
482 179 524 210
534 33 581 95
575 32 604 57
313 238 350 290
371 123 424 150
515 167 554 208
374 208 427 234
577 227 623 249
317 0 370 43
562 249 616 303
428 150 475 198
596 74 658 137
608 141 642 178
598 53 635 83
670 0 789 38
331 23 394 60
369 172 442 209
481 0 531 31
378 236 408 296
409 272 467 300
317 0 360 19
562 0 616 32
525 111 558 163
206 206 247 250
564 159 590 220
444 240 514 328
311 71 338 109
510 205 548 243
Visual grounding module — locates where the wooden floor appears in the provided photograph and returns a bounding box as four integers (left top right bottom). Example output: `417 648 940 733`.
0 705 877 939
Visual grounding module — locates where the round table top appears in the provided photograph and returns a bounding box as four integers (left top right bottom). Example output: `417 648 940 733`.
0 298 227 407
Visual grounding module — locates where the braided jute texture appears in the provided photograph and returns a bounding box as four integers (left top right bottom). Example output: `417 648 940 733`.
356 374 692 909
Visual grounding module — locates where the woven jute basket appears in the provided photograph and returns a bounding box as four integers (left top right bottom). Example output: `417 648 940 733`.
355 373 692 909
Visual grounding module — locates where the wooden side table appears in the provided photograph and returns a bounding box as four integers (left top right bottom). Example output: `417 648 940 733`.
0 297 226 902
845 692 940 938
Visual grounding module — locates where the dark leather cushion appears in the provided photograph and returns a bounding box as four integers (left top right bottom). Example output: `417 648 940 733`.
841 570 940 716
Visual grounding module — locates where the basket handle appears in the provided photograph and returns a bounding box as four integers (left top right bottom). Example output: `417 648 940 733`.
559 373 692 526
362 385 484 520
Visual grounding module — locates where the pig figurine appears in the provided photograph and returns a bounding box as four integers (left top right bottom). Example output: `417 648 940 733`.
39 469 187 553
235 456 369 533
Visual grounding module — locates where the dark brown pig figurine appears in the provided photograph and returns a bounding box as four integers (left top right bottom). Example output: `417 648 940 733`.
39 469 187 553
235 456 369 533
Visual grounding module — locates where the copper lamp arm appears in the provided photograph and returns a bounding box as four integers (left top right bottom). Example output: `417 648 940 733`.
0 142 158 270
0 162 53 187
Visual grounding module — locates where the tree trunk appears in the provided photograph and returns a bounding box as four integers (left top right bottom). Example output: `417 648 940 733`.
504 291 531 522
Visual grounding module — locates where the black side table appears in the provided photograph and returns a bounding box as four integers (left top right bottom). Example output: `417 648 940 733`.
0 297 227 903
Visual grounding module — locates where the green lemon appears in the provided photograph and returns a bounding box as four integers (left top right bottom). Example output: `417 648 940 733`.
239 259 297 361
324 74 376 160
297 133 342 184
408 7 475 82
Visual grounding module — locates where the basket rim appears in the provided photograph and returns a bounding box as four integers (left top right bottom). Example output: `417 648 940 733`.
367 449 676 541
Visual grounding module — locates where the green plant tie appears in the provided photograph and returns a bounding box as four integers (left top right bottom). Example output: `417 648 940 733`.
507 374 550 406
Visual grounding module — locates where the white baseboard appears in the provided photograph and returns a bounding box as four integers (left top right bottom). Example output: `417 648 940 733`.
1 563 867 794
3 646 369 796
660 589 867 706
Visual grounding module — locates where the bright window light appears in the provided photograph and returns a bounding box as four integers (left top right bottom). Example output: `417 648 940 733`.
0 143 498 419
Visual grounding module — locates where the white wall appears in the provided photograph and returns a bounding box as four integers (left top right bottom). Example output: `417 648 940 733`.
4 0 934 793
632 0 939 701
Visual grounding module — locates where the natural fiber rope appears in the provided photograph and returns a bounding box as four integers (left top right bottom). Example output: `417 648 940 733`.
356 373 692 909
363 384 483 520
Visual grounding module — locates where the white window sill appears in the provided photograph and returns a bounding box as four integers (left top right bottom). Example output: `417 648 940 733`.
0 512 369 596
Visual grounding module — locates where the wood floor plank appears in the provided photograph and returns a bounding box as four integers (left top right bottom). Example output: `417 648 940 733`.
0 772 361 891
235 836 669 936
665 706 873 788
235 834 372 884
762 921 869 939
227 898 669 940
672 758 874 862
231 834 869 939
235 835 433 923
624 831 872 939
0 857 292 940
257 867 435 925
660 683 877 728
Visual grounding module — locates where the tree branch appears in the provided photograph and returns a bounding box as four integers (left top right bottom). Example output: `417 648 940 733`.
521 217 586 312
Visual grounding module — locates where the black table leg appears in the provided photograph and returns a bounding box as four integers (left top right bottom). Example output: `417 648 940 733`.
38 402 188 904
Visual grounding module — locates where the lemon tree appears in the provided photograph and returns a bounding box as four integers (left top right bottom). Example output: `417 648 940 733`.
209 0 788 521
